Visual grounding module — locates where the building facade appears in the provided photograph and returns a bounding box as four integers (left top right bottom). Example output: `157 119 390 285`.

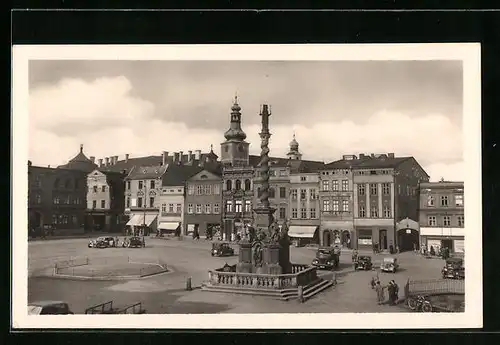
86 169 126 232
352 153 429 251
419 181 464 254
221 98 254 240
185 167 223 238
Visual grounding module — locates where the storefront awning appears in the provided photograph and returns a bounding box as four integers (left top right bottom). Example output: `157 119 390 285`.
288 226 318 238
158 222 179 231
126 214 142 226
144 215 157 226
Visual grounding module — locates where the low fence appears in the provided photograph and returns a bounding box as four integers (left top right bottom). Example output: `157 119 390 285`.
85 301 114 314
405 278 465 298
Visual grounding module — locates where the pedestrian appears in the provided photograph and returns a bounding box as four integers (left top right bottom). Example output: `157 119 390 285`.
370 276 376 289
375 281 386 305
387 281 395 305
352 249 358 263
392 280 399 304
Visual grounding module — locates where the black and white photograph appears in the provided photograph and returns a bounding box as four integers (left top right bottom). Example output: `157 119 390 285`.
12 44 482 329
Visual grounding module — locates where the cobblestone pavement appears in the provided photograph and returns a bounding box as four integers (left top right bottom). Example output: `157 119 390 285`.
28 238 447 314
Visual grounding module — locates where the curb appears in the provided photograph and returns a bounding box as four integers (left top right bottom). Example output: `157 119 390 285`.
48 268 172 281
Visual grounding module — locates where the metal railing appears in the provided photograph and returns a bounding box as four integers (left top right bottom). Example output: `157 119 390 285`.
405 278 465 298
85 301 114 314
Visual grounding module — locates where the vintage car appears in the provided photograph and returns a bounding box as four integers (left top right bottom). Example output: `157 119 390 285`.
354 255 373 271
88 236 117 248
211 242 235 257
312 246 340 270
441 257 465 280
28 301 74 315
123 236 145 248
380 257 399 273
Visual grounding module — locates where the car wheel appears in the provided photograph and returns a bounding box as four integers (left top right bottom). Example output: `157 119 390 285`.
407 298 418 311
422 302 433 313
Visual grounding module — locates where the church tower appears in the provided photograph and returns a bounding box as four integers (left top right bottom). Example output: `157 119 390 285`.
286 133 302 160
220 96 250 166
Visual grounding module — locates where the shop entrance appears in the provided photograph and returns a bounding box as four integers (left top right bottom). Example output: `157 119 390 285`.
323 230 332 247
441 239 454 252
379 229 388 250
397 228 419 252
341 230 351 248
92 215 106 231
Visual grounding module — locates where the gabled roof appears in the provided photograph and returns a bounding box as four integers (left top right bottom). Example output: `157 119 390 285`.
126 165 167 180
161 165 204 186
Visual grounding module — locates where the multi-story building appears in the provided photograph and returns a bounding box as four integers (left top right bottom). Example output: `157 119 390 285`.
221 98 255 240
185 166 223 238
352 153 429 251
124 164 167 235
318 155 356 247
418 181 464 254
28 145 96 235
86 169 126 232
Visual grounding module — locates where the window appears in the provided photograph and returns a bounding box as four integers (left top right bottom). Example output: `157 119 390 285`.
269 188 275 198
214 184 221 195
176 204 182 213
93 186 98 193
382 183 390 195
188 204 194 214
150 180 155 189
370 183 378 195
280 187 286 198
188 185 195 195
310 208 316 218
427 195 435 207
214 203 220 214
333 200 339 212
455 195 464 207
458 215 464 226
383 206 391 218
196 185 203 195
226 200 233 212
204 185 212 195
342 200 349 212
101 186 106 192
269 170 276 177
35 194 41 204
440 196 449 207
138 181 143 190
226 180 232 191
168 203 174 213
235 179 242 190
428 216 437 226
358 184 365 195
370 170 377 175
301 208 307 218
244 179 251 191
235 200 242 213
54 196 60 204
279 170 287 177
443 216 451 226
149 197 155 207
359 206 366 218
300 176 306 182
300 189 307 200
72 215 78 225
292 208 298 218
371 206 379 218
196 204 202 214
309 189 316 200
137 197 143 208
291 189 298 200
245 200 252 212
322 180 329 191
127 181 131 190
101 200 105 208
332 180 339 191
161 203 166 212
205 204 211 214
52 214 58 224
279 207 286 219
92 200 97 209
322 200 331 212
341 180 349 191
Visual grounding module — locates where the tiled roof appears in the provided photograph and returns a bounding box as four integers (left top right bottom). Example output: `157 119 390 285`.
57 151 97 173
249 155 290 168
100 155 163 173
297 160 325 173
162 165 204 186
324 156 412 170
126 165 167 180
420 181 464 189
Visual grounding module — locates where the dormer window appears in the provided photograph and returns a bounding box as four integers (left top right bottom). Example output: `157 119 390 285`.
370 170 377 175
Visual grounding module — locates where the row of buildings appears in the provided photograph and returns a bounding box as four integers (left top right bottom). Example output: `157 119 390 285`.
27 98 465 252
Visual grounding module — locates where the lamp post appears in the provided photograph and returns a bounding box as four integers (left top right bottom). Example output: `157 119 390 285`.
142 181 147 236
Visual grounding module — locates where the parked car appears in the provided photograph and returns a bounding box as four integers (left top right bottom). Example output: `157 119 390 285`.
88 236 117 248
354 255 373 271
123 236 145 248
211 242 235 257
441 257 465 280
28 301 74 315
312 246 340 270
380 257 399 273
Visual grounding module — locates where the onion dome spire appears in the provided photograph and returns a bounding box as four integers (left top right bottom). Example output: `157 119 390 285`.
224 95 247 141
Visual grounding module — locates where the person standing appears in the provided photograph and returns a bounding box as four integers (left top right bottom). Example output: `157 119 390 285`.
375 281 386 305
392 280 399 304
387 281 395 305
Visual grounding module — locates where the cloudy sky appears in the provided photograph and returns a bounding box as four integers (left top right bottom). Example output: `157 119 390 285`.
28 60 463 181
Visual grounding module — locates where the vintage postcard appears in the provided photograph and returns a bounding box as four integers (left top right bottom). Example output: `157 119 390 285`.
12 44 482 329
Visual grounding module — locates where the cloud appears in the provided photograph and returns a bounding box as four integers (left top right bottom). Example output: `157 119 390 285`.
28 73 464 182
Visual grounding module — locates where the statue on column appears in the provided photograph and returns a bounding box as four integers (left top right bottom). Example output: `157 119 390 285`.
270 219 281 244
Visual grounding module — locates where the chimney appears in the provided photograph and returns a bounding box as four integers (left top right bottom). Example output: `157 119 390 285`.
187 150 193 161
179 151 184 163
370 153 375 158
98 158 103 167
89 156 95 164
162 151 168 166
174 152 180 162
105 157 110 166
388 152 395 158
195 150 201 160
125 154 129 163
114 156 119 164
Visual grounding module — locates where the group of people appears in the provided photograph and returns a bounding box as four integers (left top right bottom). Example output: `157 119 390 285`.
371 276 400 306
